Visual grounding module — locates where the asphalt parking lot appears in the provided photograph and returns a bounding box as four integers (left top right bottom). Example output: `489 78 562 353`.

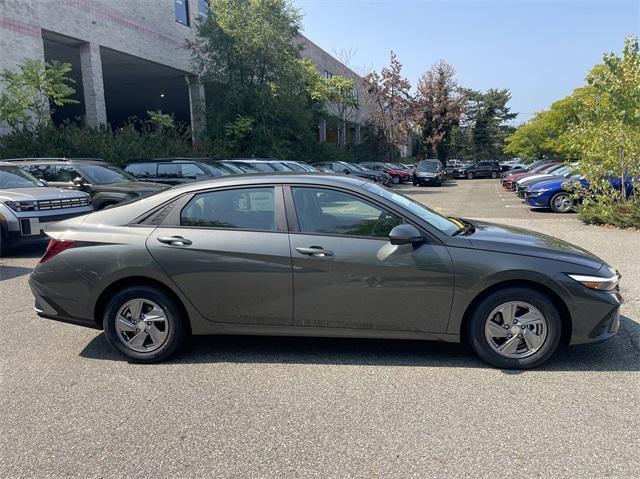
1 178 638 478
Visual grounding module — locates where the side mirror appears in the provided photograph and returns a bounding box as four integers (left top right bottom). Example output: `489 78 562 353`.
389 224 424 246
343 169 351 174
39 179 48 187
73 177 85 187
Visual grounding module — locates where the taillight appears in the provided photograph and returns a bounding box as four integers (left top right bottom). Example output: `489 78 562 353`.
39 239 76 264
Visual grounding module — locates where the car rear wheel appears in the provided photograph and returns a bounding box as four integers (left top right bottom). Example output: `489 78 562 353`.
467 172 474 180
490 171 498 179
103 286 187 362
391 176 400 184
549 192 574 213
466 287 562 369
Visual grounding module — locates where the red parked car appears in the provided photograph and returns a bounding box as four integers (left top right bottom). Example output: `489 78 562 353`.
502 163 561 190
361 162 411 184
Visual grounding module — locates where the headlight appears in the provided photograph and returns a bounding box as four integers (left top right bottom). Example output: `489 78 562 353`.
5 200 38 212
567 273 620 291
529 188 549 194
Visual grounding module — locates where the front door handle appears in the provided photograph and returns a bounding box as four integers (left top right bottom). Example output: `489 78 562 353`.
157 236 192 247
296 246 333 257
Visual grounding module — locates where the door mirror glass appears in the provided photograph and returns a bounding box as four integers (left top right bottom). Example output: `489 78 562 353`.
389 224 423 245
73 176 84 186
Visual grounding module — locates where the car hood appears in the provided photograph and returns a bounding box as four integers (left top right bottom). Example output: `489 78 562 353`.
466 220 604 269
529 177 585 192
92 181 167 193
0 187 88 201
517 173 555 185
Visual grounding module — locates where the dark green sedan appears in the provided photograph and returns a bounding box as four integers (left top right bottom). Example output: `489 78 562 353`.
29 174 621 369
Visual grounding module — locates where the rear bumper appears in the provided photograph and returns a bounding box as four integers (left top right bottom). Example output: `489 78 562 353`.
29 275 100 329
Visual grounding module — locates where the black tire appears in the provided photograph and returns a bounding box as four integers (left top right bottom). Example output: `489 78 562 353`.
466 287 562 369
0 222 8 258
103 286 188 363
490 171 498 179
467 172 474 180
549 192 574 213
391 176 400 185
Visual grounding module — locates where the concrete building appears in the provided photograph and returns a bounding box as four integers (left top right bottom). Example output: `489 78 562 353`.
0 0 370 145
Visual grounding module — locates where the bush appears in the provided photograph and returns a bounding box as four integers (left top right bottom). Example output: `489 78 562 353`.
577 201 640 229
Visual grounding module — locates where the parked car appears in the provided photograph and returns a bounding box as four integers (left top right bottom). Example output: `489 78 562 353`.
123 158 235 186
311 161 390 185
413 160 446 186
361 162 411 184
272 161 318 172
30 173 621 369
501 159 551 181
457 161 501 179
217 160 261 174
500 158 527 172
226 158 292 173
525 175 587 213
515 164 573 198
0 162 92 254
9 158 166 210
502 162 562 190
525 174 637 213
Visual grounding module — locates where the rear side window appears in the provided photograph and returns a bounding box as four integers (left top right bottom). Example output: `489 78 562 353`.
180 187 277 231
29 164 78 182
126 163 156 178
291 187 402 238
180 163 205 179
158 163 180 178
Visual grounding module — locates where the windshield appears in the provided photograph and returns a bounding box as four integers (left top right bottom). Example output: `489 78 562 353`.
78 164 137 185
200 162 231 176
344 162 366 172
270 162 294 172
0 165 42 188
363 182 460 235
416 161 439 172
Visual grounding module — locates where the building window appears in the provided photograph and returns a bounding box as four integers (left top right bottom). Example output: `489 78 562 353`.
198 0 209 19
175 0 190 26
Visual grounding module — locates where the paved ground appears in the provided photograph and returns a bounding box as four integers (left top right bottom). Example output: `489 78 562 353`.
1 179 638 478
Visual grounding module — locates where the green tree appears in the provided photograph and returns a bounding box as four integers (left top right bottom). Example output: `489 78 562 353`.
464 88 517 160
0 59 78 130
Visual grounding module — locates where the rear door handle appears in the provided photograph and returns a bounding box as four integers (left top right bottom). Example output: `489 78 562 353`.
296 246 333 257
157 236 192 247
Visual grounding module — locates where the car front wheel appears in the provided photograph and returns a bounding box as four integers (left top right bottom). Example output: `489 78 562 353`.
549 192 574 213
391 176 400 184
103 286 187 362
491 171 498 179
466 287 562 369
467 172 474 179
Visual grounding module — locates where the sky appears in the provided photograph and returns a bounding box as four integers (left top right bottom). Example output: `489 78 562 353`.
293 0 640 124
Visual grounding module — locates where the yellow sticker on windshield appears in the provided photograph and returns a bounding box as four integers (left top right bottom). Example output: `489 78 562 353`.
449 217 464 229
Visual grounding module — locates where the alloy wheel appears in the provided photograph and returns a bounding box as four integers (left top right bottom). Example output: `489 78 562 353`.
484 301 548 359
115 299 170 353
552 193 573 213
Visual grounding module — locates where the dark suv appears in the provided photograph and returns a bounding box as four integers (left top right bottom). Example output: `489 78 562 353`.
123 158 237 186
457 161 501 179
9 158 167 210
413 160 446 186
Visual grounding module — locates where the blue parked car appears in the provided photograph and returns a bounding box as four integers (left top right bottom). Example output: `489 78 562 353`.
526 175 637 213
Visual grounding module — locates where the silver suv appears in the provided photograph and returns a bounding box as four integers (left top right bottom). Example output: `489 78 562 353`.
0 162 92 255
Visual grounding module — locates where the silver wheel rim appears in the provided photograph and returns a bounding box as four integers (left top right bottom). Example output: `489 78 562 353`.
115 299 169 353
484 301 548 359
552 193 572 212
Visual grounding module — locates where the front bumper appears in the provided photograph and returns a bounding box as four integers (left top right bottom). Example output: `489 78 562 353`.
525 191 550 207
414 175 442 184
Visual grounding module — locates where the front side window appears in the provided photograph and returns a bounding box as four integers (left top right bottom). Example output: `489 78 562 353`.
126 163 156 178
180 163 205 179
181 187 277 231
291 187 402 238
175 0 190 26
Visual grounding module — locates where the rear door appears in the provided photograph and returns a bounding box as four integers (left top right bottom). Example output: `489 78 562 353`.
286 185 454 333
147 185 293 326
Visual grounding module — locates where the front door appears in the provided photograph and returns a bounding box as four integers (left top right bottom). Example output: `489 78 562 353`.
147 185 293 326
287 186 454 333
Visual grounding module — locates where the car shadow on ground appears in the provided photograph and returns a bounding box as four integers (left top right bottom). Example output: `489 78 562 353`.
1 243 46 259
0 265 33 281
80 316 640 373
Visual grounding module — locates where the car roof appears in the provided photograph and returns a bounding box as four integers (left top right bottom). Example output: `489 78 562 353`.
5 157 108 165
124 157 214 164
